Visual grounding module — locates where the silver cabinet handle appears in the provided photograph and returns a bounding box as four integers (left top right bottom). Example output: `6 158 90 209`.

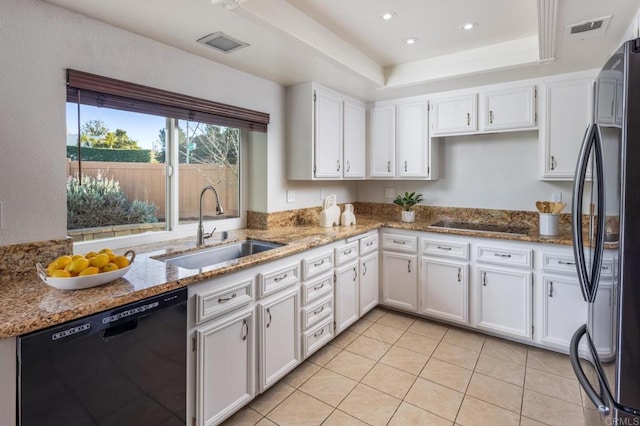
466 112 471 126
387 161 391 172
558 259 575 265
363 262 367 276
274 273 288 282
353 267 357 281
437 246 452 251
343 249 353 255
493 253 512 258
611 100 615 116
313 282 325 291
337 160 341 172
393 240 406 245
266 308 272 328
482 272 487 286
601 265 609 270
407 260 411 273
489 110 494 124
241 318 248 341
313 306 325 315
313 260 325 267
549 281 554 298
550 155 556 171
366 241 374 246
457 268 461 282
346 161 351 172
218 292 237 303
404 160 408 172
313 328 325 338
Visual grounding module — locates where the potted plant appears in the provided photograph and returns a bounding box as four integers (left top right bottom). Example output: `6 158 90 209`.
392 191 423 223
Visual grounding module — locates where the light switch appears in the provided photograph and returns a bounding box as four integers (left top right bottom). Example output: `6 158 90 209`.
286 190 295 203
385 188 395 199
551 192 562 202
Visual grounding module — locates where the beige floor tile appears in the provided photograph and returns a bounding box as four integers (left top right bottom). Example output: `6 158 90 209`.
404 378 464 421
432 342 480 370
522 389 585 426
338 383 401 426
266 390 333 426
282 361 321 388
442 328 486 352
325 350 376 381
475 353 525 387
380 346 429 375
466 372 523 414
455 395 520 426
376 311 416 331
221 407 263 425
525 368 582 405
362 307 387 322
420 358 473 393
249 381 295 415
361 363 417 399
520 417 548 426
345 335 392 361
526 347 575 379
388 401 453 426
308 344 342 367
321 409 367 425
254 419 276 426
331 330 359 348
299 368 357 407
481 337 528 366
363 322 404 344
407 318 449 341
394 332 440 356
348 319 374 334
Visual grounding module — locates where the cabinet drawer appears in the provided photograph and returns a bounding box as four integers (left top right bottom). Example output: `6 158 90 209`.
302 317 334 359
382 233 418 253
423 239 469 260
542 253 614 278
195 278 254 324
301 294 333 330
258 263 299 298
301 251 333 280
335 242 359 266
301 273 333 305
359 234 379 255
477 245 532 268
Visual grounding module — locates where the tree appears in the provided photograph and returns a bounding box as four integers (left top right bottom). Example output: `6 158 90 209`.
80 120 141 150
80 120 108 147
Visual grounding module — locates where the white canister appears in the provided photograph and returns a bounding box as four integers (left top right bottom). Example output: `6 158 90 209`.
539 213 560 236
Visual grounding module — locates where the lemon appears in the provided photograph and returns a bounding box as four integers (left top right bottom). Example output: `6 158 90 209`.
99 248 113 254
47 261 60 273
79 266 99 276
102 263 119 272
85 251 98 259
50 270 72 278
72 254 85 261
89 253 110 268
113 255 130 269
68 257 90 274
54 255 73 269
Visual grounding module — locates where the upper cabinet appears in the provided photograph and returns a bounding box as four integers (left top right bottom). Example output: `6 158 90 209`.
396 99 432 178
368 104 396 178
480 86 536 131
287 82 365 180
430 94 477 136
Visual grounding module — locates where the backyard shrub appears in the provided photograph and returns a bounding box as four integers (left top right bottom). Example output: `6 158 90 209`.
66 146 154 163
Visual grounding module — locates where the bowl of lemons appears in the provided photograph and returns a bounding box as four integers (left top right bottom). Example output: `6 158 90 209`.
36 249 135 290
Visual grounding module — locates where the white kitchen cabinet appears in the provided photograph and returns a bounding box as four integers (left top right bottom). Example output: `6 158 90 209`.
421 258 469 325
430 94 477 136
359 252 379 316
541 276 588 350
481 86 536 131
258 286 300 392
477 267 532 339
343 99 366 178
382 251 418 312
540 78 593 179
369 104 396 178
196 307 255 426
314 87 343 178
596 77 617 125
334 261 360 334
396 99 430 178
591 285 616 358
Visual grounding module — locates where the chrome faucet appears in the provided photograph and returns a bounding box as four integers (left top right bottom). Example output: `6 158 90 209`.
197 185 225 246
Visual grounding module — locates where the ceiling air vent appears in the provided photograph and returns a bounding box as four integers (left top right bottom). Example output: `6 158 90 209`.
198 32 249 53
565 16 611 40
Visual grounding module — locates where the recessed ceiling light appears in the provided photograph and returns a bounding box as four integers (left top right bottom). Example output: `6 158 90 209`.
404 37 419 45
380 11 397 20
460 22 478 31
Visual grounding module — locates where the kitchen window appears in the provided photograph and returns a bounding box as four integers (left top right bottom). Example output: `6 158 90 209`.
66 70 268 242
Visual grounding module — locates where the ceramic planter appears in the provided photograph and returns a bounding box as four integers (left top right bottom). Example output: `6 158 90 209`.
401 210 415 223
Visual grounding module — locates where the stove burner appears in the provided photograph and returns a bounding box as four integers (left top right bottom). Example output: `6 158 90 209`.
428 221 530 236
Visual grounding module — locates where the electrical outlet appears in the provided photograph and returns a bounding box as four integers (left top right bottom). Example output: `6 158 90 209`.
385 188 395 199
286 190 295 203
551 192 562 202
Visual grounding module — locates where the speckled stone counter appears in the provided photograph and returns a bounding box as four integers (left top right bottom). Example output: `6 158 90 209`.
0 215 610 339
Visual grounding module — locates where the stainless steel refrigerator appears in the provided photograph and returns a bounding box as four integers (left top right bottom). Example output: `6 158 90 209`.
570 37 640 424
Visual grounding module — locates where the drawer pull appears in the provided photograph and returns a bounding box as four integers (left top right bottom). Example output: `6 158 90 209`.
313 306 325 315
313 259 325 267
457 268 461 282
266 308 272 328
218 293 237 303
274 273 288 282
313 328 325 338
313 283 325 291
482 272 487 286
343 249 353 255
489 110 494 124
408 260 411 273
393 240 407 245
493 253 512 258
437 246 452 251
549 281 554 298
363 262 367 276
557 260 575 266
466 112 471 126
241 319 248 341
601 265 609 270
366 241 374 247
353 267 357 281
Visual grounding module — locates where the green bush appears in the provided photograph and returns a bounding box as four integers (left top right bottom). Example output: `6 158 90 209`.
66 146 154 163
67 173 158 229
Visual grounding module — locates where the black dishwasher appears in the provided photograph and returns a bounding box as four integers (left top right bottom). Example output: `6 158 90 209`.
17 287 187 426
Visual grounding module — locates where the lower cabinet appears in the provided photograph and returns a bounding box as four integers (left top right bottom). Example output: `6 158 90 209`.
382 251 418 311
477 267 532 339
541 276 588 349
421 257 469 325
196 307 255 426
334 262 360 334
590 284 616 357
359 252 379 316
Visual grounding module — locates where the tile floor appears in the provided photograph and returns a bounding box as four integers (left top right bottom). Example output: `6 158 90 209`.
223 308 588 426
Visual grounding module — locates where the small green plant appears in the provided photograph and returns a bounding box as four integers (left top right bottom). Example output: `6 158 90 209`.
392 191 424 211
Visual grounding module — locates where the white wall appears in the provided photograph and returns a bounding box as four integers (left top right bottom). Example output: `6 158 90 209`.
357 131 574 211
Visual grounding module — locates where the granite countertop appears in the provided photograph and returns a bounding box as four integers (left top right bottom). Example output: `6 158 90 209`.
0 216 591 339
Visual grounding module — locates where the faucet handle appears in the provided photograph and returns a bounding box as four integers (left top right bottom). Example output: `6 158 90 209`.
204 227 216 241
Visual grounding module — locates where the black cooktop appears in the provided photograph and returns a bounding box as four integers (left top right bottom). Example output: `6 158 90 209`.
428 220 530 236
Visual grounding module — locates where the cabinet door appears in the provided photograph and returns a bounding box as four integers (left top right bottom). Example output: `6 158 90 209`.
360 252 379 316
335 262 360 334
430 94 477 136
196 307 254 426
258 287 300 392
369 105 396 177
541 79 593 179
595 78 617 125
343 99 366 179
381 251 418 312
590 285 615 357
541 277 588 349
396 100 429 178
421 258 469 325
482 86 535 131
477 267 532 339
314 88 343 178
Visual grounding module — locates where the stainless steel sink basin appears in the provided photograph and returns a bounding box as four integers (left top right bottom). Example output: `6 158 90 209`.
160 240 283 270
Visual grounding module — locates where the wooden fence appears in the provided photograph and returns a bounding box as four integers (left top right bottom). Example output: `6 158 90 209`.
67 161 239 221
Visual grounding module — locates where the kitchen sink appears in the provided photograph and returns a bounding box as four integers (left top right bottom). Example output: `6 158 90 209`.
160 239 284 270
